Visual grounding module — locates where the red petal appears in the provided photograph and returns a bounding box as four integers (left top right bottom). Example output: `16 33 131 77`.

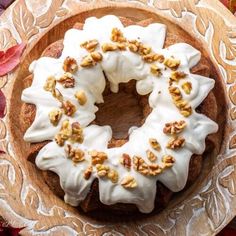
0 43 26 76
0 90 6 118
220 0 229 7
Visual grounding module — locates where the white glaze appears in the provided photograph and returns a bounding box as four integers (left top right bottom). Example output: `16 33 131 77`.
21 15 218 213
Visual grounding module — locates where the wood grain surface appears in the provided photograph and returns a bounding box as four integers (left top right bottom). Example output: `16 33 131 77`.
0 0 236 235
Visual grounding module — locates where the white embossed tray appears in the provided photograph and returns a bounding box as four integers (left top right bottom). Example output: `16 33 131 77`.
0 0 236 235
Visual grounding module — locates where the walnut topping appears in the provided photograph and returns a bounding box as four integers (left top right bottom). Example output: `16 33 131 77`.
120 153 131 169
80 39 99 52
84 166 93 180
149 164 162 176
128 40 152 56
142 53 165 63
133 156 149 175
163 120 186 135
166 136 185 149
65 144 85 163
164 57 180 70
111 28 126 43
70 122 84 143
139 44 152 56
49 109 62 126
181 82 192 94
150 64 162 76
55 133 66 146
75 90 87 105
108 169 119 183
96 164 110 177
102 43 118 52
55 120 72 146
90 52 103 62
170 71 186 81
73 149 85 163
61 100 76 116
169 84 192 117
169 86 182 101
44 76 56 92
175 100 192 117
116 42 126 50
149 138 161 151
162 155 175 167
52 88 63 102
128 40 139 52
146 150 157 162
63 56 78 73
80 54 96 67
57 72 75 88
90 151 108 165
121 175 137 188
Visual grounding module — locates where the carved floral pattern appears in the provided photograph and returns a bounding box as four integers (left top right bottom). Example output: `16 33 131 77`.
0 0 236 235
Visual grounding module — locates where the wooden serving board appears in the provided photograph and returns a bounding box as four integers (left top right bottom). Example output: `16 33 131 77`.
0 0 236 235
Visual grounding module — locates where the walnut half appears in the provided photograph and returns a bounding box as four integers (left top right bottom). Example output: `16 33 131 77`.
121 175 137 188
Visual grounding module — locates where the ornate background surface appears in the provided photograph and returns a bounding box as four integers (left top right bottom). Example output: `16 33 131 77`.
0 0 236 235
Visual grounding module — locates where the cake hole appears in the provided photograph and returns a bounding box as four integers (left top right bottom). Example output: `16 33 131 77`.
95 80 148 140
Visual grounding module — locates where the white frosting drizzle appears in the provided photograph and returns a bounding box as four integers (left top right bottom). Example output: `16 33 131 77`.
21 15 218 213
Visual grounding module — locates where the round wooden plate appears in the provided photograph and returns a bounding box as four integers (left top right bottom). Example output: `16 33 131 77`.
0 0 236 235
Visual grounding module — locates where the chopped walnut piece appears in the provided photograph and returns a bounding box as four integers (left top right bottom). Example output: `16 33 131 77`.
52 88 63 102
60 120 72 138
181 82 192 94
63 56 78 73
44 76 56 92
149 164 162 176
153 54 165 63
128 40 152 56
70 122 84 143
139 44 152 55
128 40 139 52
80 54 96 67
65 144 84 163
116 42 127 50
61 100 76 116
108 169 119 183
170 71 186 81
55 133 66 146
164 57 180 70
102 43 118 52
111 28 126 43
146 150 157 162
57 72 75 88
96 164 110 177
84 166 93 180
80 39 99 52
121 175 137 188
54 120 72 146
163 120 186 135
75 90 87 105
142 53 164 63
72 148 85 163
49 109 62 126
90 52 103 62
162 155 175 167
150 64 162 76
175 100 192 117
120 153 131 169
169 86 182 101
149 138 161 151
90 151 108 165
166 136 185 149
133 156 149 175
